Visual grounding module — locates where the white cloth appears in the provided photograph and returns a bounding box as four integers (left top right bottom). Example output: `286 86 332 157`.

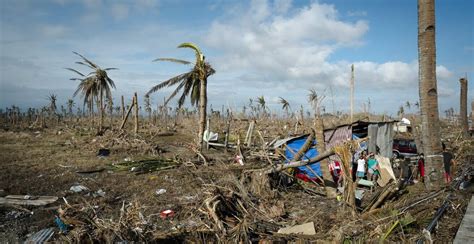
357 159 366 172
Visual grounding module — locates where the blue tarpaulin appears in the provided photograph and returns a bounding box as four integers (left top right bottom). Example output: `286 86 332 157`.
284 136 322 178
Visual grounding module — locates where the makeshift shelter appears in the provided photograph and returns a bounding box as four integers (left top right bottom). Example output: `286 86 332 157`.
324 120 396 158
274 134 322 181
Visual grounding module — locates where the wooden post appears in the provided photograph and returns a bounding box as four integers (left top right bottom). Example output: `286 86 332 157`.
245 120 255 147
205 117 210 150
121 95 125 120
224 119 231 152
134 92 138 134
350 64 354 123
119 96 134 130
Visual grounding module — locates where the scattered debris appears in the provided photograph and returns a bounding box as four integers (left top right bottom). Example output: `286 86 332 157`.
24 227 55 243
70 185 89 193
278 222 316 235
160 209 175 219
0 195 58 206
97 148 111 157
75 167 105 174
155 189 167 195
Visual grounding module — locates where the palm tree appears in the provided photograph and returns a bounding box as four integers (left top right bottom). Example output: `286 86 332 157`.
146 43 215 150
144 95 152 121
257 96 266 117
279 97 291 117
67 52 117 132
67 99 75 117
47 94 57 116
308 89 335 197
398 105 404 117
418 0 443 189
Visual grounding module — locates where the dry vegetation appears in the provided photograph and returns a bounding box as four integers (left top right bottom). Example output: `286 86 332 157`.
0 113 472 242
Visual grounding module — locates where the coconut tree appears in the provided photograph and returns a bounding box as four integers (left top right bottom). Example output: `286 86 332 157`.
47 94 58 121
279 97 291 117
144 95 152 121
418 0 443 189
308 89 336 197
146 43 215 150
257 96 266 117
67 99 75 117
67 52 117 132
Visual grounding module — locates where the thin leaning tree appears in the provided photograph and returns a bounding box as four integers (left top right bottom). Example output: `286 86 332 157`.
67 52 117 132
146 43 215 150
418 0 443 189
308 89 336 197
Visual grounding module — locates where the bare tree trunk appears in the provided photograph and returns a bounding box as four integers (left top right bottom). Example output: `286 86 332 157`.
99 88 103 132
134 92 138 134
459 78 468 136
121 95 125 121
119 96 134 130
315 115 337 198
418 0 443 190
198 78 207 151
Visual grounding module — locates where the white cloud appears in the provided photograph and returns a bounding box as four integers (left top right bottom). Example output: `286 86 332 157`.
274 0 292 14
203 0 458 113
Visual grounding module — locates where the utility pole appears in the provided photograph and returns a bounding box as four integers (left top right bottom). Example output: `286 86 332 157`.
350 64 354 123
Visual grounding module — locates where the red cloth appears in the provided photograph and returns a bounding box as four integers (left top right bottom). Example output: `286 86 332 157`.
295 173 322 183
418 159 425 177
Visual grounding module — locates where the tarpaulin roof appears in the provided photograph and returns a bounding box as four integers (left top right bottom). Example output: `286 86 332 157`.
284 136 322 178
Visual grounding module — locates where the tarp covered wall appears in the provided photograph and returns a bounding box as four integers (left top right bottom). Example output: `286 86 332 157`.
367 123 394 158
285 137 322 178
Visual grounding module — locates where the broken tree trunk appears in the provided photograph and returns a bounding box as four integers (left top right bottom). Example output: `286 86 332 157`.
134 92 138 134
121 95 125 120
119 96 135 130
459 78 468 137
265 147 335 174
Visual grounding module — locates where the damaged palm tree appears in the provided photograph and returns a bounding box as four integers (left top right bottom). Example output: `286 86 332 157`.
308 89 337 198
67 52 117 132
418 0 444 190
146 43 215 151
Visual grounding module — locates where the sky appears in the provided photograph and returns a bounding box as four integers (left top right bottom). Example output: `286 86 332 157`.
0 0 473 116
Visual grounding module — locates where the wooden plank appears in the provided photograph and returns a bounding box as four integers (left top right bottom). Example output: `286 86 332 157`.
0 195 58 206
454 196 474 244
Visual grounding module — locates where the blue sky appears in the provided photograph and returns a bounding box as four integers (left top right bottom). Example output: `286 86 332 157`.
0 0 473 116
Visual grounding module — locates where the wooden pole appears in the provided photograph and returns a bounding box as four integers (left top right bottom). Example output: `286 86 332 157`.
119 96 134 130
134 92 138 134
121 95 125 120
350 64 354 123
224 119 230 152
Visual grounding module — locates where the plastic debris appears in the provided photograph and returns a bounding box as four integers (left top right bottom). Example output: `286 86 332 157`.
97 148 110 157
25 227 54 243
156 189 167 195
95 189 106 197
54 216 69 234
70 185 89 193
160 209 175 219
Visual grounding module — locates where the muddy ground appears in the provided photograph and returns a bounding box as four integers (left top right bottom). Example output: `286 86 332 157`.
0 120 472 242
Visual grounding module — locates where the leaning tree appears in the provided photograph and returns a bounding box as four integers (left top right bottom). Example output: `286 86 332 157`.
67 52 117 132
308 89 336 197
146 43 215 150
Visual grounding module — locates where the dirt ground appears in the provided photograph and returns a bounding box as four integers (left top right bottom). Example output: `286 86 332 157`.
0 120 472 242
